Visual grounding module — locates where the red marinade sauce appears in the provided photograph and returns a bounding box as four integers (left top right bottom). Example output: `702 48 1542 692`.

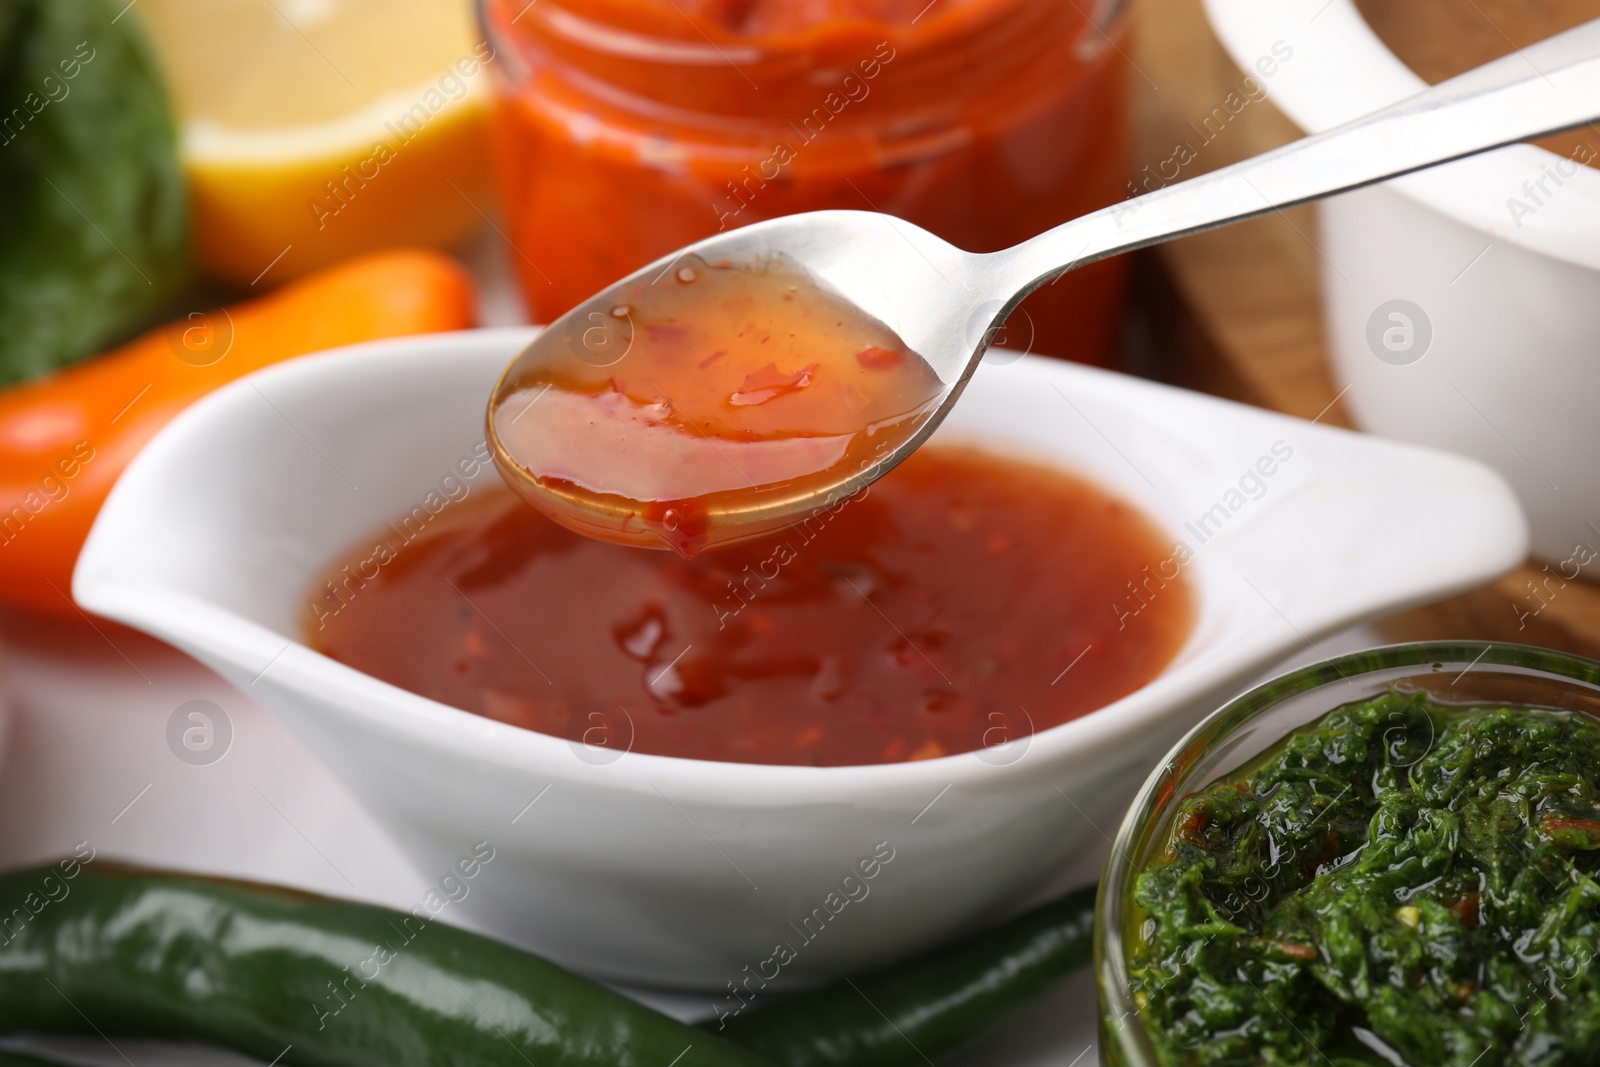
487 255 942 558
306 446 1194 766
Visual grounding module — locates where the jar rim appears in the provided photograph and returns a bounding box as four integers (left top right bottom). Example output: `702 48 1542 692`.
1096 640 1600 1067
478 0 1129 81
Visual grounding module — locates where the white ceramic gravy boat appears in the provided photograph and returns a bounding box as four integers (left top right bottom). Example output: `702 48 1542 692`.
75 328 1524 989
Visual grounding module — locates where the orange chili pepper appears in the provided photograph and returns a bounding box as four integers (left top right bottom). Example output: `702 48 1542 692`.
0 249 477 620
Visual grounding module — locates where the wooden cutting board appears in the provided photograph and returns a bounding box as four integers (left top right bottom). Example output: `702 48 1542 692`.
1130 0 1600 658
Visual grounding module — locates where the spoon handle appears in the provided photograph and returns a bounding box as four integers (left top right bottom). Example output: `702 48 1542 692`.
996 16 1600 294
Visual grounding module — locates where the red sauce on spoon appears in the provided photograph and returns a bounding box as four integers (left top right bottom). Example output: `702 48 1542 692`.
488 255 944 557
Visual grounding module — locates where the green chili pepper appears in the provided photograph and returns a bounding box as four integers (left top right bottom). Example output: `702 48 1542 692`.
0 863 1097 1067
706 883 1098 1067
0 864 768 1067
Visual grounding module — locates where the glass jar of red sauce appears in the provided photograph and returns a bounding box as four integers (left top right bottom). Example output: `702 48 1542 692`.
478 0 1131 365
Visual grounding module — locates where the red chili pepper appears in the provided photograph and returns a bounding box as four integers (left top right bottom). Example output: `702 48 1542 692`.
1172 805 1210 846
1448 893 1480 928
1541 815 1600 851
1268 940 1317 961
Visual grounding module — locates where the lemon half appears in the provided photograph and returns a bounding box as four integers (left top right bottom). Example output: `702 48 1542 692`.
138 0 495 285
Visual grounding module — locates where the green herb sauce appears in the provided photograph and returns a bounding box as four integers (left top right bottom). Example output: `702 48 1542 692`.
1130 691 1600 1066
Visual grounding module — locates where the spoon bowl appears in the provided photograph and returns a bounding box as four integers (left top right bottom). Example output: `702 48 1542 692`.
486 213 972 554
490 17 1600 550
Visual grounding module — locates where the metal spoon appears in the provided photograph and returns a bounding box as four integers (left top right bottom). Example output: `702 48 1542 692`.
490 18 1600 553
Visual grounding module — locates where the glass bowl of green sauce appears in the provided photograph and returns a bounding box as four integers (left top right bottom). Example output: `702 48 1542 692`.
1098 642 1600 1067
